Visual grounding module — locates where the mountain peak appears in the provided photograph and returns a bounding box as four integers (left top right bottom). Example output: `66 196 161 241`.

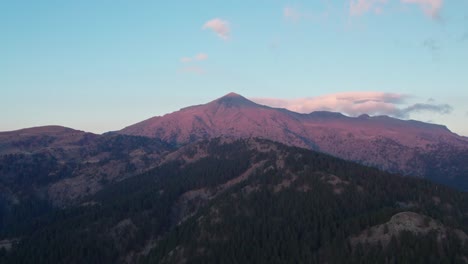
223 92 242 98
212 92 258 108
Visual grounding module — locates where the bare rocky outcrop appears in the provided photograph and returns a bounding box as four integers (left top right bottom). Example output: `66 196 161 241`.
320 173 350 194
350 211 468 247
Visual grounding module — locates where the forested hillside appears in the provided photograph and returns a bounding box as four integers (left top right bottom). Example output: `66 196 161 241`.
0 131 174 238
1 138 467 263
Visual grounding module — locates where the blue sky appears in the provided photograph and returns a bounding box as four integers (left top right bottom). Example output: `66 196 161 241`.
1 0 468 135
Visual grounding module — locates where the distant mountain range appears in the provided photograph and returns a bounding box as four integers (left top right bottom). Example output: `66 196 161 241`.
119 92 468 191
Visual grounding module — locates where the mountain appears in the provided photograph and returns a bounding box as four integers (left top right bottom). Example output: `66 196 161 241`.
1 96 467 262
0 126 176 238
0 125 94 155
119 93 468 191
0 125 174 202
1 138 467 263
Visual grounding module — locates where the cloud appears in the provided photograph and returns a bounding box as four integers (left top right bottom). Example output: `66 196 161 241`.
283 5 330 22
202 18 230 40
399 103 452 117
349 0 388 16
180 53 208 63
195 53 208 61
401 0 443 19
348 0 443 19
252 91 452 119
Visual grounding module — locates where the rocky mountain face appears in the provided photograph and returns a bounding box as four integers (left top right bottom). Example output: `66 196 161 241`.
1 138 467 263
119 93 468 191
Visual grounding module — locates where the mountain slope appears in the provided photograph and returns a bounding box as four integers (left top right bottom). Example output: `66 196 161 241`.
0 126 174 203
0 126 175 237
1 138 467 263
120 93 314 147
119 93 468 190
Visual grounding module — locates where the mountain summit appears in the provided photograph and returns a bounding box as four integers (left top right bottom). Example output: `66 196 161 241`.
119 92 308 146
212 92 259 108
119 93 468 190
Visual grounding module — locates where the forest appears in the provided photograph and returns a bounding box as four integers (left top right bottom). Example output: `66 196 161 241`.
1 138 467 263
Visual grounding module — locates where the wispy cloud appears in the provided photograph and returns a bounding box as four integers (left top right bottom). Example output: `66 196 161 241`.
283 6 330 22
180 53 208 63
252 91 452 119
349 0 388 16
401 0 443 19
202 18 230 40
195 53 208 61
400 103 452 117
348 0 443 19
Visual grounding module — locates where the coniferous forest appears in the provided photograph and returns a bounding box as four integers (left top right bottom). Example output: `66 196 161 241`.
1 138 467 263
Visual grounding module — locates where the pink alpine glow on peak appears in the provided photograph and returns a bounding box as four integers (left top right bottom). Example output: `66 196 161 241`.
223 92 242 98
119 93 468 176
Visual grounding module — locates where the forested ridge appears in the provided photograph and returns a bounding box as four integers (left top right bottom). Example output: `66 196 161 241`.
1 138 467 263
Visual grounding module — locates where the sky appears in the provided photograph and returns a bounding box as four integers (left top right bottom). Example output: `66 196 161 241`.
1 0 468 135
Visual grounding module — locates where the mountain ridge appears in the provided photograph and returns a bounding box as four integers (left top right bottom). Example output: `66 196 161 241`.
120 93 458 144
118 93 468 190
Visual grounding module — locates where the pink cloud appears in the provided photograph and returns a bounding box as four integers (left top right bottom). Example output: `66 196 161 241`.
180 53 208 63
349 0 442 18
251 92 452 118
283 6 330 22
202 18 230 40
253 92 403 115
350 0 388 16
401 0 443 19
195 53 208 61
